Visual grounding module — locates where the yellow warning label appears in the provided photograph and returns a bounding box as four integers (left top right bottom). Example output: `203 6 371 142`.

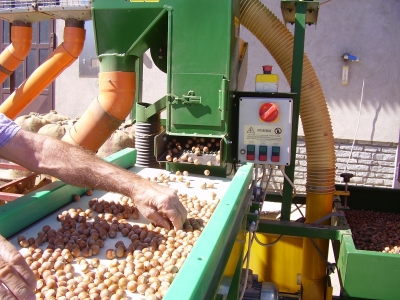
244 125 283 145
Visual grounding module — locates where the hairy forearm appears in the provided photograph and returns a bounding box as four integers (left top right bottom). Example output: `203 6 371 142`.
1 129 187 230
1 130 139 197
41 138 136 193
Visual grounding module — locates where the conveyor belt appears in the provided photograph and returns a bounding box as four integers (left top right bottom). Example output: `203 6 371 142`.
8 166 235 299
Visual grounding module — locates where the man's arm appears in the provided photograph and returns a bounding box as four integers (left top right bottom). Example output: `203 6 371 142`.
0 129 187 230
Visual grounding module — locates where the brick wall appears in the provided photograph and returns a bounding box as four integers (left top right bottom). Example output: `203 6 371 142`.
264 137 398 194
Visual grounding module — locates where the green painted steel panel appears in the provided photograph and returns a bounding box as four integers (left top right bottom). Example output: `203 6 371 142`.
335 189 400 300
170 73 225 132
257 219 350 241
166 162 227 178
92 0 240 133
281 2 307 221
92 3 166 56
164 163 253 300
335 184 400 214
169 1 236 77
0 182 86 239
0 148 136 239
338 234 400 299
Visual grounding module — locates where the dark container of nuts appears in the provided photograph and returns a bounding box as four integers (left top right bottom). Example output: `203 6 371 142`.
333 184 400 299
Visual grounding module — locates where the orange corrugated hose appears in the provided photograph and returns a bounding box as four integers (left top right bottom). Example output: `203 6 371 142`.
240 0 336 299
61 71 136 152
0 19 85 119
0 21 32 85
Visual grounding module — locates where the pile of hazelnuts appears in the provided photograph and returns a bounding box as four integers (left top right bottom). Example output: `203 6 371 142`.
18 174 221 300
345 209 400 254
164 136 221 166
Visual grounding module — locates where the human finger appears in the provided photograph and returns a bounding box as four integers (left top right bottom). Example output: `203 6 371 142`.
144 208 171 230
0 236 36 290
159 188 186 228
0 260 35 300
0 282 17 300
164 206 185 230
174 202 188 229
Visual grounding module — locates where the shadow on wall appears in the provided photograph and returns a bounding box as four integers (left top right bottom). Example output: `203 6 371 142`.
143 53 153 69
370 99 382 142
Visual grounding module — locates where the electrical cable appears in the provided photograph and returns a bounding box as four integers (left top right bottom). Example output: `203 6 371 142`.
254 165 286 247
308 237 336 275
257 164 266 183
308 237 337 300
343 80 364 173
279 166 297 198
320 0 335 6
239 228 255 300
254 233 283 247
240 165 274 298
240 165 279 299
294 203 305 219
261 165 272 190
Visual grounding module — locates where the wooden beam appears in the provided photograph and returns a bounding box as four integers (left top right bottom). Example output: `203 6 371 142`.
0 173 38 192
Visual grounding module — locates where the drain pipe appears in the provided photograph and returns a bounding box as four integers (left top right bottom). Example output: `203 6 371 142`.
240 0 336 299
0 19 85 119
0 21 32 85
61 70 136 152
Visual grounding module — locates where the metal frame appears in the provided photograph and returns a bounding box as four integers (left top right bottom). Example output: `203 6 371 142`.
165 163 253 299
0 0 91 22
276 1 308 221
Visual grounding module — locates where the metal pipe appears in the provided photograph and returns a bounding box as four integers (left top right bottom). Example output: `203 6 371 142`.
0 21 32 85
301 193 333 299
0 19 85 119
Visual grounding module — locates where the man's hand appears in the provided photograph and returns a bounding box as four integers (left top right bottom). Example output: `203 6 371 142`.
0 235 35 300
1 129 187 230
131 180 187 230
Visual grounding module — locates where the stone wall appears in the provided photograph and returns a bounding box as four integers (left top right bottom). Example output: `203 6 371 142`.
265 137 398 194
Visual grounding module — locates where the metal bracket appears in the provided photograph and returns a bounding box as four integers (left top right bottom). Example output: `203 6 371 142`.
169 90 202 104
306 223 328 229
281 0 320 26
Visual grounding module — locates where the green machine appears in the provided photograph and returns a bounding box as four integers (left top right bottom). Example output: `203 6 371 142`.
92 0 241 175
90 1 400 299
0 0 399 299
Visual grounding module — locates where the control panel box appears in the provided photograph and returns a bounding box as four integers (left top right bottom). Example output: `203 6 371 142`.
237 97 293 165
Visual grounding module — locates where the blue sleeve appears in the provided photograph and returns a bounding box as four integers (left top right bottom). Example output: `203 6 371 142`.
0 113 21 148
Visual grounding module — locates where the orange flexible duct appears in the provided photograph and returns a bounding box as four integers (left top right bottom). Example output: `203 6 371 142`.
61 71 136 152
0 21 32 85
240 0 336 299
0 19 85 119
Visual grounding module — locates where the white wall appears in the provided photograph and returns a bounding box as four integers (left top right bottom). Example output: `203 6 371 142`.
54 0 400 143
54 20 99 119
240 0 400 143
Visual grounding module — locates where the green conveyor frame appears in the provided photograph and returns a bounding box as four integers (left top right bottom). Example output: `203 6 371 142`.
0 148 253 299
165 162 253 300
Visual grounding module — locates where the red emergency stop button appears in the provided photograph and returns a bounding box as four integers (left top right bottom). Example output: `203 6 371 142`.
259 103 279 123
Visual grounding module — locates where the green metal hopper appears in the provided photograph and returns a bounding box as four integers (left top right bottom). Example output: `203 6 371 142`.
334 185 400 299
